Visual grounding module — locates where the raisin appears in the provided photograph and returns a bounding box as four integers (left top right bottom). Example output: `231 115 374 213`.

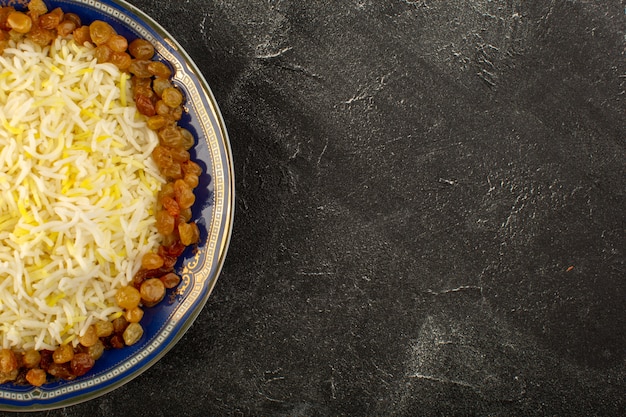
89 20 114 45
22 350 41 368
142 252 164 270
123 323 144 346
7 11 32 34
140 278 165 307
47 362 74 380
38 8 63 30
174 179 195 209
160 272 181 289
147 61 171 78
25 368 46 386
135 93 156 116
115 286 141 309
106 34 127 52
161 87 183 108
0 349 17 373
128 38 154 59
161 195 180 217
156 210 175 235
52 344 74 364
70 353 94 377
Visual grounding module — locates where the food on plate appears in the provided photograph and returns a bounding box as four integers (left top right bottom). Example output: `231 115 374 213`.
0 0 201 386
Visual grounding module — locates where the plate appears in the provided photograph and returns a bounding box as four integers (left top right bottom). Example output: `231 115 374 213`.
0 0 234 410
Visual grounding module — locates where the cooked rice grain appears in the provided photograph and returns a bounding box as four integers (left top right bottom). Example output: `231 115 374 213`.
0 37 165 351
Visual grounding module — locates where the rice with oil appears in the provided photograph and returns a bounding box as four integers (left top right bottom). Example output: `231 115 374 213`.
0 37 164 351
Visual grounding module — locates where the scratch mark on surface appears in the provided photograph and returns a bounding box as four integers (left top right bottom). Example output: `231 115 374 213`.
343 89 370 105
438 178 457 186
317 139 328 165
398 0 430 8
255 46 293 60
276 62 323 79
199 15 207 35
426 285 483 296
258 391 285 403
487 176 496 194
289 142 301 160
343 73 391 105
408 373 479 391
477 69 497 87
297 270 335 276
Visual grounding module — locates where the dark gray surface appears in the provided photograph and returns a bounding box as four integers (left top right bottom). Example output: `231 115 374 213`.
8 0 626 416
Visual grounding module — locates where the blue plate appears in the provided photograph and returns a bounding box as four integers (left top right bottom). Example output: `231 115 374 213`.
0 0 234 410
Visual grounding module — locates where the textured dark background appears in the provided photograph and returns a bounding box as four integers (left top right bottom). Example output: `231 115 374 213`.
6 0 626 416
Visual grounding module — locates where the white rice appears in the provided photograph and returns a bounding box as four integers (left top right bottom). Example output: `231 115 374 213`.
0 37 165 351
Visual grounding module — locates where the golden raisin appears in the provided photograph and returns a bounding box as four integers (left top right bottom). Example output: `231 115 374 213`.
179 222 200 246
180 207 193 222
169 105 183 121
156 210 175 235
27 0 48 16
25 368 47 387
63 12 81 27
142 252 164 269
161 195 181 217
106 34 128 52
180 128 195 150
87 340 105 360
160 272 181 289
159 182 175 201
152 146 173 170
89 20 114 45
129 59 151 78
152 77 172 97
46 363 72 380
161 87 183 108
115 285 141 309
182 160 202 177
128 38 154 59
0 349 17 373
146 114 169 131
79 325 98 347
140 278 166 307
147 61 171 78
109 51 131 70
72 25 91 45
169 147 190 163
161 162 183 180
174 179 196 209
155 99 172 116
132 75 151 90
38 7 63 30
112 316 129 334
27 26 55 46
53 344 74 364
133 84 156 101
7 11 32 34
94 44 112 63
94 320 114 338
22 350 41 368
184 174 199 189
158 125 184 148
56 19 76 37
125 306 144 323
123 323 144 346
